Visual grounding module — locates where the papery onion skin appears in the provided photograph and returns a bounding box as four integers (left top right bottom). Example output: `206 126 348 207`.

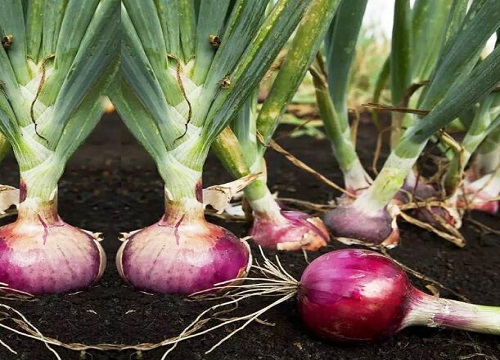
250 210 330 251
117 216 251 294
0 218 105 295
297 249 411 341
392 176 460 229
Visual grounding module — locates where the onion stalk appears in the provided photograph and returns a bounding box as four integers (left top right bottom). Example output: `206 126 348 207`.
0 133 8 166
0 0 118 294
212 0 339 251
111 0 310 294
446 95 500 210
367 0 483 242
310 0 401 247
313 0 372 195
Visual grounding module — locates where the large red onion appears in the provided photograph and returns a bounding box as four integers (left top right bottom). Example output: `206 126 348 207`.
168 248 498 354
298 249 500 341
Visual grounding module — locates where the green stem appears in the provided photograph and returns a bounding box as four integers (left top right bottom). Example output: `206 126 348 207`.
178 0 196 62
192 0 232 84
202 0 316 142
475 127 500 174
411 0 453 83
0 133 9 165
214 0 341 204
18 157 63 202
311 67 371 191
445 95 500 192
0 1 31 85
390 0 411 148
25 0 44 63
157 148 205 204
355 141 423 214
325 0 367 128
213 127 251 180
372 56 390 131
213 127 269 203
244 181 282 219
419 0 500 110
256 0 341 149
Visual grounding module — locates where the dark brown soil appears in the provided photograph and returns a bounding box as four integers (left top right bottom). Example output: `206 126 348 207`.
0 114 498 360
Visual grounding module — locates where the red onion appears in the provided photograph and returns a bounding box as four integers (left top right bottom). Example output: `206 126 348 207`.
116 201 251 294
168 248 499 355
298 249 500 341
250 210 329 251
0 194 106 295
324 204 400 247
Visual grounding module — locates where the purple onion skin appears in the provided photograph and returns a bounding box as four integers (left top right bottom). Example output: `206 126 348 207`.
0 217 105 295
250 210 330 251
412 206 457 229
323 205 399 247
298 249 412 341
117 216 250 294
393 177 437 205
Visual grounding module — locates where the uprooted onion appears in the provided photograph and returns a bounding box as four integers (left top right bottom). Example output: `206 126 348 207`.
168 248 499 355
298 249 499 341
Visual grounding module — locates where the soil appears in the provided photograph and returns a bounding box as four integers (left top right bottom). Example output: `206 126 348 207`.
0 113 498 360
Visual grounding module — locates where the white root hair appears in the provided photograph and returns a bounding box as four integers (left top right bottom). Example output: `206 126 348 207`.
161 247 299 358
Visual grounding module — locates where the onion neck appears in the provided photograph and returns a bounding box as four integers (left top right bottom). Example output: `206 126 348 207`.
244 179 282 220
16 179 61 225
162 196 205 225
402 288 500 335
162 174 205 225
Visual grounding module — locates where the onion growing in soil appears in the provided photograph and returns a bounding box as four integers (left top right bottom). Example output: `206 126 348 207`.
318 1 499 247
116 194 252 294
0 189 106 295
163 248 499 356
111 1 310 294
211 0 338 251
0 1 118 294
249 205 330 251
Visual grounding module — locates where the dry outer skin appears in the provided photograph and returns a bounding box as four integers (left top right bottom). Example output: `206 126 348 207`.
0 114 498 360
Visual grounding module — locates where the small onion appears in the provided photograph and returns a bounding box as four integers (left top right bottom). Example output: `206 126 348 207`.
458 174 499 214
393 174 460 230
323 205 399 247
250 210 329 251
